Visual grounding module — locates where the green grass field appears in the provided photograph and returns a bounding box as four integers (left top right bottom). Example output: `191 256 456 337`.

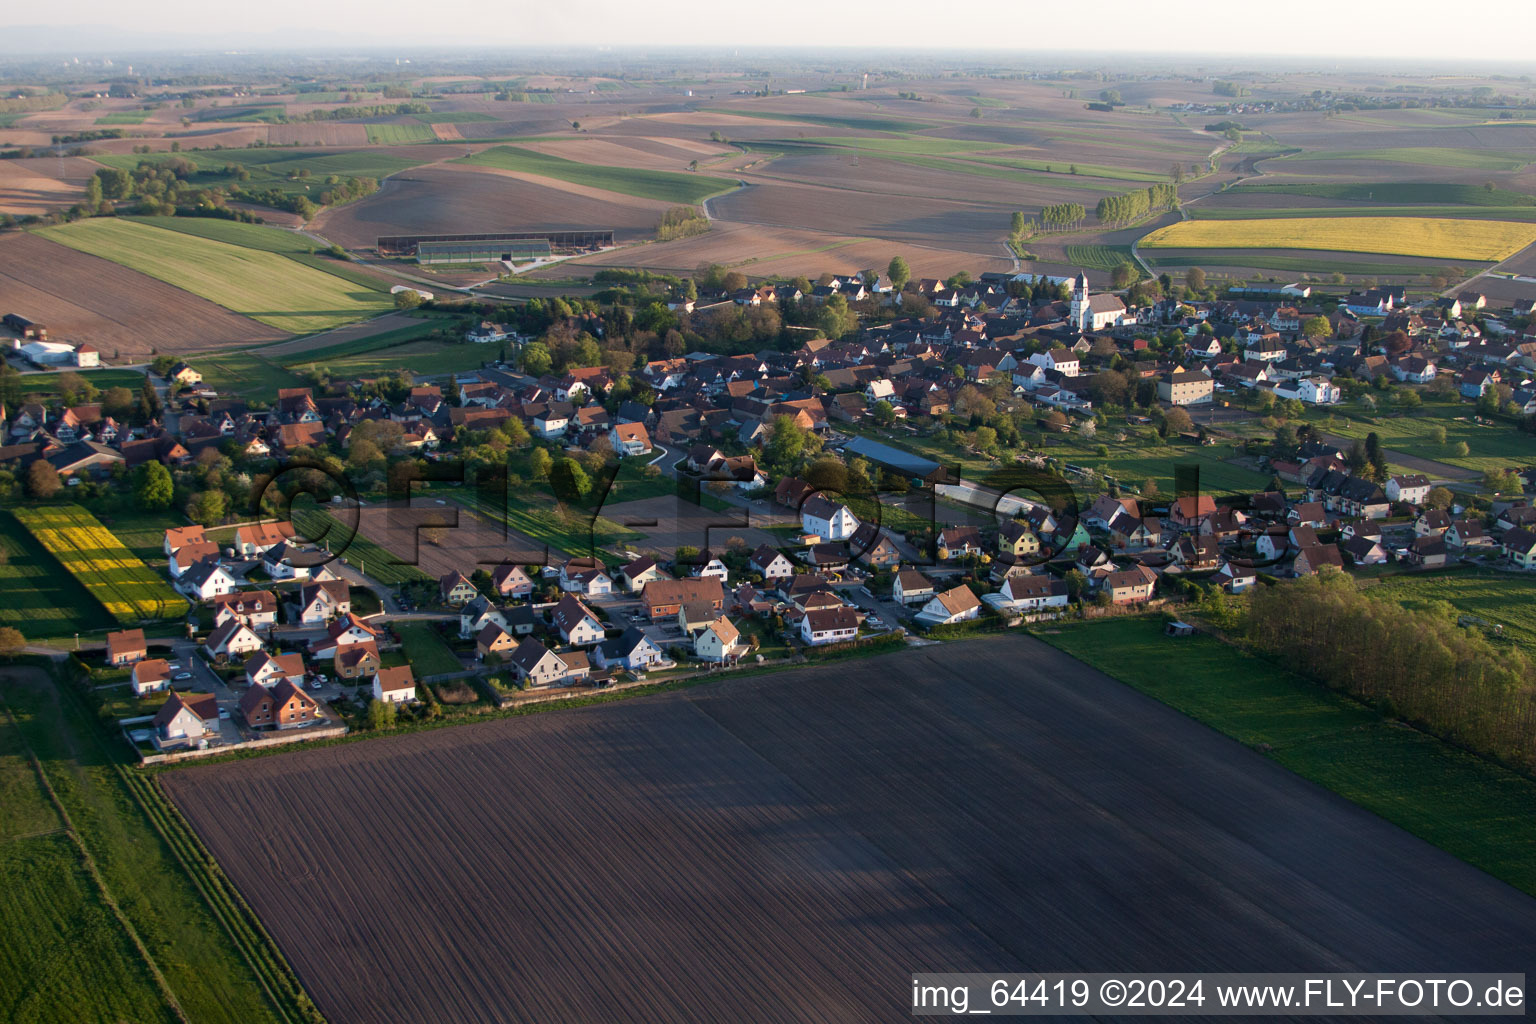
270 318 441 366
1038 616 1536 895
1140 250 1466 278
199 105 287 123
94 111 150 125
37 219 391 334
1366 569 1536 658
702 107 932 134
1227 182 1536 206
183 352 309 403
92 149 426 207
1302 148 1533 172
364 122 437 144
0 513 116 640
459 145 737 203
285 337 498 377
11 506 184 625
128 217 391 293
1307 402 1533 474
395 623 463 677
414 111 499 124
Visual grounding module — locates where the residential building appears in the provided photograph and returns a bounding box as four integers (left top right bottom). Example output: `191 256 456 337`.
551 594 605 646
915 584 982 626
640 578 724 621
1158 370 1214 406
694 616 745 662
893 569 936 606
153 691 220 748
105 628 148 667
800 606 860 646
1104 564 1158 604
439 571 478 607
800 495 859 541
130 659 172 697
245 650 305 689
204 619 262 661
372 666 418 705
594 628 665 673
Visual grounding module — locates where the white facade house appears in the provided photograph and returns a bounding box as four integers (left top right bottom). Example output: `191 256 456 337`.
800 495 859 542
1386 474 1432 506
372 667 417 704
991 575 1069 613
1273 376 1342 405
800 606 860 646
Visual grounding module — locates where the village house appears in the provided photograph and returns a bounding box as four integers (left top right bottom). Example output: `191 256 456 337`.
239 679 317 731
334 643 381 681
694 616 746 662
491 563 535 598
850 523 901 568
105 628 148 667
439 571 479 607
1158 370 1214 406
551 594 606 646
893 568 936 606
800 606 861 646
233 521 297 558
916 584 982 627
372 666 418 705
476 623 519 662
1502 527 1536 569
162 524 207 556
177 559 238 601
641 577 725 621
1386 474 1432 506
508 638 577 687
1292 543 1346 577
995 574 1069 613
130 659 172 697
594 628 665 673
997 520 1041 560
609 421 654 457
205 619 263 662
748 545 795 581
1103 564 1158 604
210 590 278 632
1210 561 1258 593
294 581 350 626
310 613 380 660
245 650 306 689
153 691 220 749
558 556 613 596
618 555 668 593
800 495 859 542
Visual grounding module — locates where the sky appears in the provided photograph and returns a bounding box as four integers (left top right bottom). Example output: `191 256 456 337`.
7 0 1536 63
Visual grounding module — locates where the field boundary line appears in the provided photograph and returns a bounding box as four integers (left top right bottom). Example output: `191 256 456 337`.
0 699 190 1024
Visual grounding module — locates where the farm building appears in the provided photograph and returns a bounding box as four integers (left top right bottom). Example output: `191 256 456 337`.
839 436 954 485
2 313 46 339
377 230 614 262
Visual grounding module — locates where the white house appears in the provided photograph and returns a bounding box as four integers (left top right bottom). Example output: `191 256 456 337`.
551 594 605 646
245 651 306 689
892 569 936 606
204 619 262 661
130 659 172 697
294 581 350 626
310 613 380 660
210 590 278 632
915 584 983 626
800 495 859 542
748 545 794 581
177 560 238 601
694 616 746 662
800 606 860 645
594 628 665 673
609 421 653 457
690 556 730 583
993 575 1069 613
372 666 417 704
152 691 220 748
1386 474 1432 506
1027 348 1080 377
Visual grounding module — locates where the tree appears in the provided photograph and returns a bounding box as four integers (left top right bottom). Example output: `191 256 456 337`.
101 386 134 420
1185 267 1206 293
1110 262 1136 289
764 414 809 469
393 289 422 310
528 447 553 481
721 270 749 292
549 458 593 503
366 699 397 730
0 626 24 658
1364 432 1388 480
521 341 553 377
1452 441 1470 457
26 461 60 499
1162 407 1194 435
1483 467 1522 494
872 399 896 427
347 438 383 472
1427 425 1447 446
1424 486 1453 510
185 489 226 527
1301 315 1331 340
886 255 910 292
132 461 174 510
1009 211 1025 238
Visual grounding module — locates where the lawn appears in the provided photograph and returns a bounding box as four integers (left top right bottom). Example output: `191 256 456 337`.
395 623 464 677
1367 568 1536 658
271 318 441 366
128 217 389 292
36 219 392 334
1138 216 1536 262
1039 616 1536 895
0 665 297 1023
458 145 737 204
364 122 437 145
2 368 147 404
187 352 310 402
0 513 114 639
11 505 185 625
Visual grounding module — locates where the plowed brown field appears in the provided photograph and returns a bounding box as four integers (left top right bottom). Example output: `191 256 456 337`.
0 233 281 355
163 635 1536 1024
0 157 97 214
352 500 551 574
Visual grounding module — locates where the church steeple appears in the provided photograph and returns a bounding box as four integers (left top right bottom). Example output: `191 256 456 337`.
1069 271 1091 332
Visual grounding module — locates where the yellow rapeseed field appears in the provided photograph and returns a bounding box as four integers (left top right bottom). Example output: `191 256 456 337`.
12 505 183 623
1138 217 1536 263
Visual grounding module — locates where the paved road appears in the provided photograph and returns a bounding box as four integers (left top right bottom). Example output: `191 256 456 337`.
1315 431 1479 482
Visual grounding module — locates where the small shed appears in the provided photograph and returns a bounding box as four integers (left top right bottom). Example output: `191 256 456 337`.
1164 620 1196 637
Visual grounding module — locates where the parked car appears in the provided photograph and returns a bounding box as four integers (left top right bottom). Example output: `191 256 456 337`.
218 709 231 720
173 672 193 681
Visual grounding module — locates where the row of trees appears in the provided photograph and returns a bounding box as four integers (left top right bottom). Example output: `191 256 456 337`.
1040 203 1087 232
1093 183 1179 228
1243 570 1536 773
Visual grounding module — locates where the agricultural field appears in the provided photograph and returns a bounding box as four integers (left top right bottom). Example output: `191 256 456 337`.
0 512 114 639
1225 182 1536 207
1040 617 1536 895
1138 217 1536 262
363 122 437 145
1 368 147 404
0 665 301 1024
10 505 185 624
457 145 738 204
36 219 392 334
1365 569 1536 659
1304 402 1535 474
285 336 500 377
289 508 433 586
0 157 97 215
162 635 1536 1023
0 233 282 357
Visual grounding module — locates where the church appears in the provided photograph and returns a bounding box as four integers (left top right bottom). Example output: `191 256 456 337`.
1069 272 1128 332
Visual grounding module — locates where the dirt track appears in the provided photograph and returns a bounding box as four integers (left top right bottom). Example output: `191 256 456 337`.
164 634 1536 1024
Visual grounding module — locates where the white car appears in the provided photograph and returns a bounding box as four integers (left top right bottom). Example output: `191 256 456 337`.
173 672 193 681
218 709 231 720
